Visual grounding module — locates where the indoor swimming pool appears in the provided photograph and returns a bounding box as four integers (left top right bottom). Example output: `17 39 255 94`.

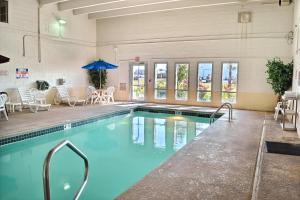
0 111 211 200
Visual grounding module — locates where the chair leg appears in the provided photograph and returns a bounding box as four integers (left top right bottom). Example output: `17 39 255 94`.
274 109 279 120
68 100 76 107
2 110 8 120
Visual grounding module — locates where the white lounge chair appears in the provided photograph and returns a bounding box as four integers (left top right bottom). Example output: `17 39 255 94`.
86 86 101 104
54 85 85 107
0 94 8 120
102 86 115 104
18 87 51 112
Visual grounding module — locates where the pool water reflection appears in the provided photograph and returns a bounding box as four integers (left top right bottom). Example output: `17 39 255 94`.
131 113 209 151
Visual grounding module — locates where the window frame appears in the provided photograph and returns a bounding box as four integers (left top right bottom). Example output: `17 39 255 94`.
174 62 190 101
129 62 147 102
221 61 239 104
197 62 214 102
153 62 168 100
0 0 8 24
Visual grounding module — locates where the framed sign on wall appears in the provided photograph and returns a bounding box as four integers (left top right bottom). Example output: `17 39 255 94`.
16 68 29 79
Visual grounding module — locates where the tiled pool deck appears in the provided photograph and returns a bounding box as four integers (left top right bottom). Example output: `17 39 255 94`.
0 103 137 139
0 103 299 199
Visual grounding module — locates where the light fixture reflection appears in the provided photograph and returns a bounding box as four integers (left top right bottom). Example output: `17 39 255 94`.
168 116 185 121
63 182 71 190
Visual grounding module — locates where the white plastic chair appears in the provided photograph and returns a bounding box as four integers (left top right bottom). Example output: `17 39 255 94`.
274 100 293 121
274 102 282 120
54 85 85 107
102 86 115 104
86 86 101 104
0 94 8 120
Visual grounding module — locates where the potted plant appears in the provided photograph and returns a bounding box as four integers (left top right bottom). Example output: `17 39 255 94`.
88 69 107 89
266 58 293 101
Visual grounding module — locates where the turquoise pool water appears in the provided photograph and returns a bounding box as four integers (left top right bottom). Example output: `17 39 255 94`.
0 111 210 200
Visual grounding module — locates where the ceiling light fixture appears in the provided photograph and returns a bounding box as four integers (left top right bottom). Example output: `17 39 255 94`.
57 18 67 25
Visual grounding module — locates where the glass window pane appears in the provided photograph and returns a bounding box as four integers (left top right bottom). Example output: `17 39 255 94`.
133 65 145 86
222 92 237 103
154 63 167 89
132 86 144 100
222 63 238 103
132 64 145 100
197 63 213 102
175 64 189 90
222 63 238 92
198 63 212 91
175 63 189 100
155 90 166 99
176 90 188 101
154 63 167 100
197 91 211 102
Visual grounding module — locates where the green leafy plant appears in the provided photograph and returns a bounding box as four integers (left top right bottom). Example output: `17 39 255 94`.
88 69 107 89
36 80 49 90
266 58 293 99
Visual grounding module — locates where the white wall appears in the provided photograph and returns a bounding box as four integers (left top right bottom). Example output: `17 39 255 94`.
0 0 96 101
97 3 293 111
292 0 300 136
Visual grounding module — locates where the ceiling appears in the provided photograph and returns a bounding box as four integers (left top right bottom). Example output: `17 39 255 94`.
39 0 290 20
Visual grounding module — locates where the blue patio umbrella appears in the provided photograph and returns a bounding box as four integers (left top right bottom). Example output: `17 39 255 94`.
82 60 118 88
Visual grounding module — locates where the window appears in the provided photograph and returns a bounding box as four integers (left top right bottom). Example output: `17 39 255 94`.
221 62 238 103
154 63 167 100
0 0 8 23
197 63 213 102
131 64 145 101
175 63 189 101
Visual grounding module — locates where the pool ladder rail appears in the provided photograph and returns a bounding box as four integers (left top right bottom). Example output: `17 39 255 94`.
43 140 89 200
209 103 233 124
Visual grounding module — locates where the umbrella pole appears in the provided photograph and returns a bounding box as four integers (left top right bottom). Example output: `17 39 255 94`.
99 69 102 89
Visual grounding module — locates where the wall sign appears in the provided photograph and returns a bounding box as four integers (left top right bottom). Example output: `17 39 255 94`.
16 68 29 79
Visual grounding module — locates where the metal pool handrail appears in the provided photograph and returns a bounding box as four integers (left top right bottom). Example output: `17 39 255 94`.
43 140 89 200
209 103 233 124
